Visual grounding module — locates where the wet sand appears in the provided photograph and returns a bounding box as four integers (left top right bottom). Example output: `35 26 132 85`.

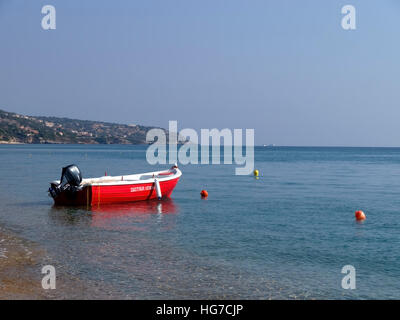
0 227 49 299
0 227 120 299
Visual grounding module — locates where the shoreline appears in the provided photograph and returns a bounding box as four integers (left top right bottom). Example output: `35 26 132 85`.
0 226 120 299
0 226 47 299
2 142 400 148
0 141 25 145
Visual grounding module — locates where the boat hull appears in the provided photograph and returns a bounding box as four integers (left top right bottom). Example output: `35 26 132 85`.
53 176 180 206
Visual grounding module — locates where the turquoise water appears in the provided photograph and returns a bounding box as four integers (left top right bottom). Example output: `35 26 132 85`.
0 145 399 299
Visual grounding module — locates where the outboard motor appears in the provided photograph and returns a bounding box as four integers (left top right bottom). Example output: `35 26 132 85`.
49 164 83 199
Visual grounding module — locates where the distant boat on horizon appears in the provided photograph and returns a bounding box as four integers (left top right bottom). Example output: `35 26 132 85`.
263 144 276 147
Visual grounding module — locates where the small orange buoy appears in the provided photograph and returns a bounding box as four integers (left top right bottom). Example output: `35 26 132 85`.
355 210 366 221
200 190 208 198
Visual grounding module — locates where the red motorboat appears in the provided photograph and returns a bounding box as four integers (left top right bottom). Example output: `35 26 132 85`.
48 164 182 206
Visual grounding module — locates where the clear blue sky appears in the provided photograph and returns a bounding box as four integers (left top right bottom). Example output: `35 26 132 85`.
1 0 399 146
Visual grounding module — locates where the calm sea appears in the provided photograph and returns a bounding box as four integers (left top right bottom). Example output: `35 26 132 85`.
0 145 399 299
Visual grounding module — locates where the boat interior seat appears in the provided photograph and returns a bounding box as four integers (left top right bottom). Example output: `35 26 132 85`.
140 175 154 180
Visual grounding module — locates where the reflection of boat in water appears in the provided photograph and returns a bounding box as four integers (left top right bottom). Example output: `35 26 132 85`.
49 199 179 230
90 198 178 215
90 199 179 230
48 164 182 206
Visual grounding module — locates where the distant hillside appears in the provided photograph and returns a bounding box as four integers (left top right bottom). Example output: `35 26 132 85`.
0 109 167 144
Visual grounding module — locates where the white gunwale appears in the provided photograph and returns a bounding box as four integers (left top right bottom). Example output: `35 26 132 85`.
51 168 182 187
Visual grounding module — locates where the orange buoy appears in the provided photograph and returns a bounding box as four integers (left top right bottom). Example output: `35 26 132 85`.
355 210 366 221
200 190 208 198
